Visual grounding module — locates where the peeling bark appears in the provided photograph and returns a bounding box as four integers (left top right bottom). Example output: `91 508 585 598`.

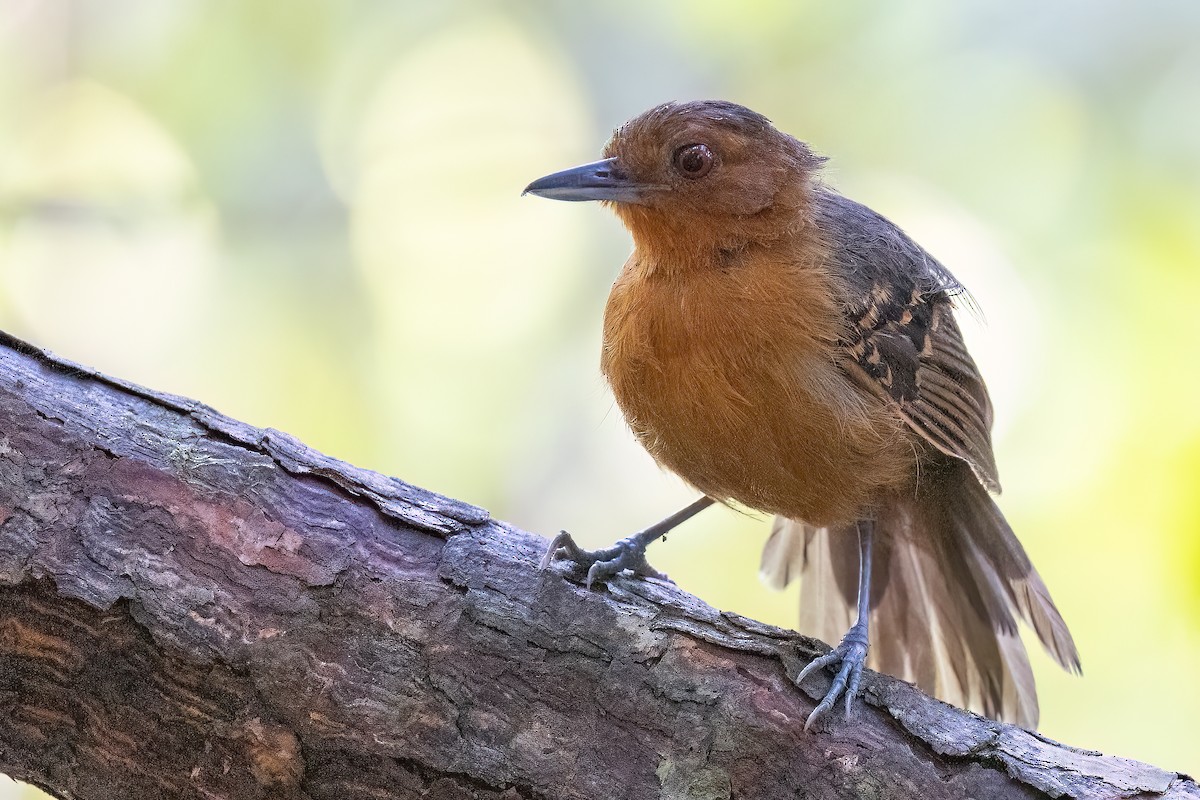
0 329 1195 800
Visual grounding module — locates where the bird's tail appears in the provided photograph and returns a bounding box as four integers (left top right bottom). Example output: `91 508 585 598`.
760 461 1079 728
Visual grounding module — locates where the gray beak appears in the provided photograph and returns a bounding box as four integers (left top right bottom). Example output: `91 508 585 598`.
523 157 644 203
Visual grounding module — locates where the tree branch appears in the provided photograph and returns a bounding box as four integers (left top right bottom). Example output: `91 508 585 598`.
0 330 1193 800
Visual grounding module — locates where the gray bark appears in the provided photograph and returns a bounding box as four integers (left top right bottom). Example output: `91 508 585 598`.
0 329 1194 800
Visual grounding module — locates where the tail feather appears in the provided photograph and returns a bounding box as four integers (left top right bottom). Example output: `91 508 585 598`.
760 516 811 592
760 461 1078 728
951 480 1080 673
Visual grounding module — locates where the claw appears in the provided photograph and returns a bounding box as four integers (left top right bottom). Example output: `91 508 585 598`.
539 499 712 588
796 621 869 731
539 531 580 570
540 531 665 587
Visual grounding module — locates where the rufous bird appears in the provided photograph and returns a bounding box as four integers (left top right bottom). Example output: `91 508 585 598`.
524 100 1079 729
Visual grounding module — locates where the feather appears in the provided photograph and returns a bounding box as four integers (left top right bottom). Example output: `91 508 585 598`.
760 460 1079 728
759 516 808 591
816 189 1001 492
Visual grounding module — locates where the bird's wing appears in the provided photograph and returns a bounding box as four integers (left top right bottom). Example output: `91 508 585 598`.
814 189 1000 492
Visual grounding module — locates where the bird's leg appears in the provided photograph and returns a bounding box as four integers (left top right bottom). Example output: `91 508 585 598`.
540 496 715 588
796 520 874 730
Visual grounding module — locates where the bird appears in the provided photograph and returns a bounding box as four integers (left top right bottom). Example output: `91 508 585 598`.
523 100 1079 730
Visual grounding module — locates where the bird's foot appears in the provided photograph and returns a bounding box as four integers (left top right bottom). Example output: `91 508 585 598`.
539 530 666 588
795 620 869 731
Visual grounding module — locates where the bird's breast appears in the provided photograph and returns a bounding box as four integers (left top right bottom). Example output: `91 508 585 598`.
601 253 913 526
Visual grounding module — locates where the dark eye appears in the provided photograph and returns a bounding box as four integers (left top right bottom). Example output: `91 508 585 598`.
672 143 714 179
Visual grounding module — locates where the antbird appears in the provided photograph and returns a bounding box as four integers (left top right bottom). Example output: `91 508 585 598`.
524 100 1078 728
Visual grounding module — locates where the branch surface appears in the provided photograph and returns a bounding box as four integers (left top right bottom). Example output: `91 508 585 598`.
0 330 1193 800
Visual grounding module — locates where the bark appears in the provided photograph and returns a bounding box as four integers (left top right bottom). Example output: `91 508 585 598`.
0 328 1194 800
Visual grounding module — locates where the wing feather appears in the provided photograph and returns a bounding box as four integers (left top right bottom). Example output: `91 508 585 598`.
814 189 1000 491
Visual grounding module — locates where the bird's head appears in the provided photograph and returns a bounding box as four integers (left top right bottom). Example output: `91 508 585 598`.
524 100 826 261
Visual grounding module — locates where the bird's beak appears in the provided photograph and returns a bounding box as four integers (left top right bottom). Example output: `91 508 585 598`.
522 157 644 203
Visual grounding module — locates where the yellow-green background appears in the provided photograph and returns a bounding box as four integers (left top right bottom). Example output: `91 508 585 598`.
1 2 1198 796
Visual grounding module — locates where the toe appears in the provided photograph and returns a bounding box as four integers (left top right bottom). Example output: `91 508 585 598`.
844 662 864 719
798 637 871 731
796 650 839 686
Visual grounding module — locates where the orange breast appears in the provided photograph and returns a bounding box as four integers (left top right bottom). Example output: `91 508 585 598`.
601 250 914 526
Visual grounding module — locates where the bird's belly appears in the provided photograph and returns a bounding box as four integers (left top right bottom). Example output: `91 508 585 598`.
603 283 913 525
613 368 908 525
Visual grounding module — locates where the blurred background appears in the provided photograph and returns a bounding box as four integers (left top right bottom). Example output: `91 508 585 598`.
1 0 1198 795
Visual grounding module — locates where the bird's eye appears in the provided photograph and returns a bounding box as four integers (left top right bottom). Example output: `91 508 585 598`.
672 144 714 179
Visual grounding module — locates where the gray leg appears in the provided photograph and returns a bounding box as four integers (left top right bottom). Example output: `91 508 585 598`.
795 519 873 730
540 496 715 588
